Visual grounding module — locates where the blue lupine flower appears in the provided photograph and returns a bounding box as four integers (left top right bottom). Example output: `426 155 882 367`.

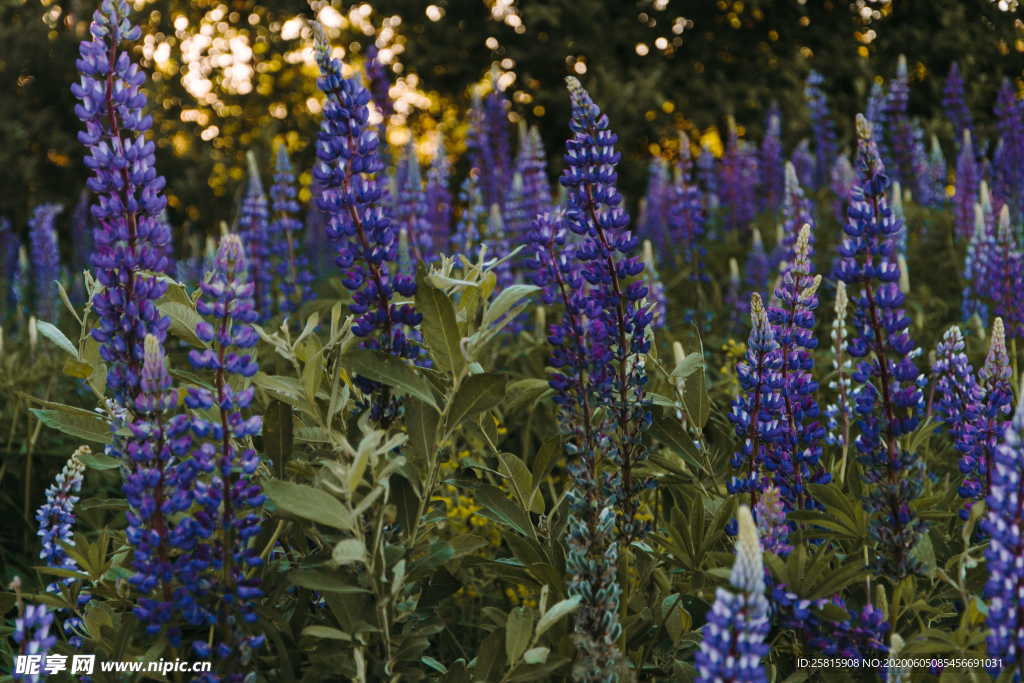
728 294 784 500
11 601 57 683
697 141 719 211
425 136 453 251
695 506 770 683
805 70 837 189
771 582 889 662
927 134 948 205
982 206 1024 340
35 446 88 647
394 142 434 262
638 157 671 250
484 79 513 203
269 144 315 316
641 240 666 328
789 138 815 191
754 485 791 556
993 78 1024 216
238 154 273 320
779 162 814 267
954 130 980 242
719 119 759 232
668 135 707 281
186 234 265 667
517 125 553 231
485 204 514 289
28 204 64 322
943 62 972 144
835 115 926 578
744 228 770 303
69 189 94 304
71 0 171 404
886 56 916 189
831 153 856 224
765 225 829 509
983 388 1024 671
312 24 421 425
124 334 197 637
451 171 486 258
825 281 853 456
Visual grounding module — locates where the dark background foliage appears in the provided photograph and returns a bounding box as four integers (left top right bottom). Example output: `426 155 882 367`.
1 0 1022 233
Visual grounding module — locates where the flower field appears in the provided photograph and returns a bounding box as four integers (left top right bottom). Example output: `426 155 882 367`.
3 1 1024 681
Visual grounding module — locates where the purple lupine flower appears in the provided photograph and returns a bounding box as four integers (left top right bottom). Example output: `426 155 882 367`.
484 79 513 201
641 240 666 328
964 318 1014 510
908 121 933 206
363 45 394 122
886 56 916 188
831 153 857 224
484 204 514 290
983 388 1024 671
312 24 421 425
451 171 485 258
790 138 815 191
724 257 743 336
269 144 315 316
518 125 552 226
394 142 433 262
123 334 197 637
561 75 653 540
865 82 887 135
719 119 759 232
525 211 624 679
930 326 982 517
891 182 907 255
72 0 171 404
836 115 926 578
425 136 452 251
11 601 57 682
466 93 500 209
238 154 273 320
943 62 972 144
186 234 265 666
765 225 828 509
805 70 837 189
779 162 814 266
668 133 708 282
962 198 993 325
825 281 853 464
954 130 980 241
992 78 1024 216
502 173 531 261
983 206 1024 340
695 506 770 682
771 583 889 662
697 141 719 212
754 485 792 556
304 170 331 272
637 157 671 251
728 294 784 501
760 106 784 211
35 446 88 647
28 204 63 322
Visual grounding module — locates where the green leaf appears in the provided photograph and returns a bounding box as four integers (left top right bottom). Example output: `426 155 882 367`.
482 284 539 329
504 378 552 414
157 301 207 347
522 647 550 665
649 413 701 470
683 358 711 429
301 625 351 641
671 352 703 381
535 596 580 640
446 373 507 430
36 320 78 358
288 569 370 594
474 484 532 537
405 397 439 475
331 538 367 566
421 656 448 673
263 479 352 530
344 348 438 409
264 400 294 480
252 373 306 404
78 450 120 470
31 406 111 444
416 267 465 376
506 606 535 665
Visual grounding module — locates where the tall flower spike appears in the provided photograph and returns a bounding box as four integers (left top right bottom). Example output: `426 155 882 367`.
983 386 1024 671
825 280 853 467
642 240 667 328
886 56 916 188
719 118 759 232
695 506 770 683
69 189 94 303
928 135 948 205
668 135 708 282
760 105 784 211
765 225 828 510
425 135 453 251
954 130 979 241
943 62 972 144
805 70 837 189
780 161 815 266
238 152 273 320
269 143 314 316
836 115 926 578
36 446 88 647
755 485 792 556
993 78 1024 216
28 204 64 322
72 0 171 404
728 294 784 501
744 227 770 300
561 76 653 541
982 206 1024 341
313 24 421 424
697 142 719 211
11 601 57 683
394 141 434 262
831 153 857 224
186 234 266 667
451 171 485 258
124 334 197 638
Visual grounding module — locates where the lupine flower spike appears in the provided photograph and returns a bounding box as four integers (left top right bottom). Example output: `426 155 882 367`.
269 143 314 316
825 280 854 474
695 506 770 683
72 0 171 404
28 204 64 322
